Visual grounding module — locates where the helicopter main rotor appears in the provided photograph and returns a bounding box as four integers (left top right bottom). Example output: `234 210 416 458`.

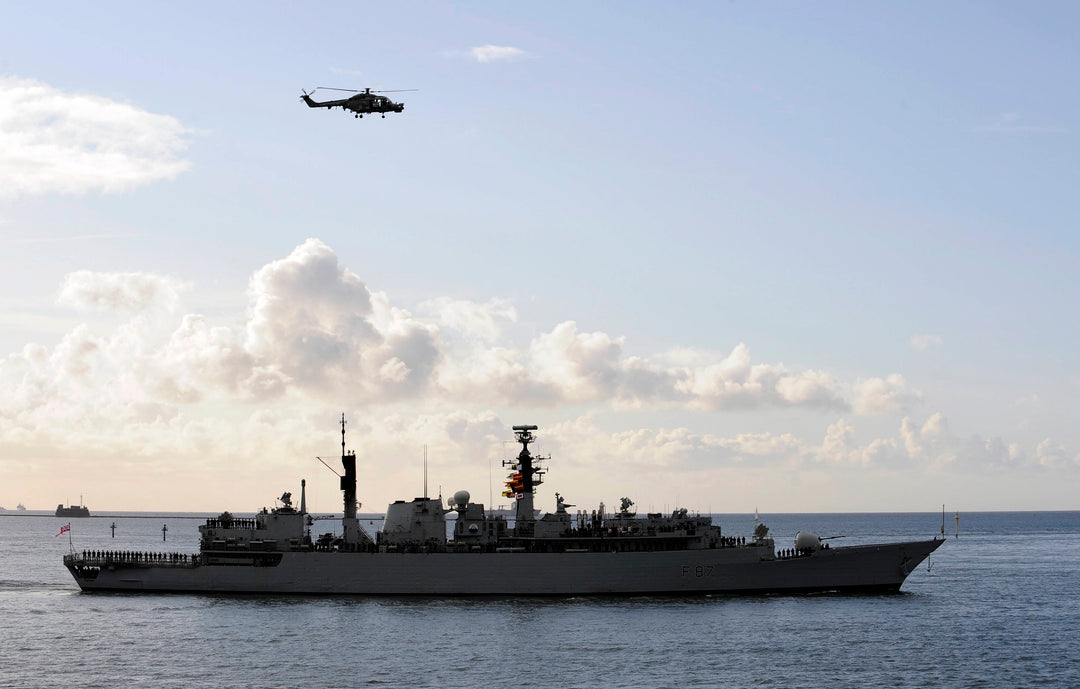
312 87 417 94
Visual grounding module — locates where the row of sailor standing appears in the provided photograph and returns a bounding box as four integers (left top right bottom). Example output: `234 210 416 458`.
81 550 193 564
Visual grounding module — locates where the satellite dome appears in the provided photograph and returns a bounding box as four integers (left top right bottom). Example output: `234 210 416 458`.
453 490 471 508
468 524 480 534
794 531 822 551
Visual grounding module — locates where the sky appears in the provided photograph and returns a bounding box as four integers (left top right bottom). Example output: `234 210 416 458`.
1 2 1078 515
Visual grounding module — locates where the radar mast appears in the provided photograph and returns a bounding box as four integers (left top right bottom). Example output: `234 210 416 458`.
504 425 546 527
339 413 366 548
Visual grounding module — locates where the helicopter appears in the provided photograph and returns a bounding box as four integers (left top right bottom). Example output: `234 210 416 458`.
300 87 414 118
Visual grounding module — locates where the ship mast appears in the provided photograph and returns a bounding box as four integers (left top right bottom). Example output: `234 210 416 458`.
340 413 362 549
504 425 546 527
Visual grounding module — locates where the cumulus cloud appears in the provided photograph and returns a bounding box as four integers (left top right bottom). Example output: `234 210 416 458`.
529 322 627 401
239 239 441 401
853 374 921 416
0 76 191 197
58 271 186 312
434 326 846 411
546 413 1066 474
3 239 912 425
904 413 1026 471
909 334 942 351
544 415 807 470
814 418 908 468
675 344 847 411
149 314 264 403
12 238 1066 484
420 297 517 341
469 45 527 63
820 412 1047 472
1035 439 1077 469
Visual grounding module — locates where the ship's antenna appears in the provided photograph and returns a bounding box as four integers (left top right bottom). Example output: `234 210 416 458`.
315 456 342 477
423 444 428 499
941 504 945 538
341 413 347 457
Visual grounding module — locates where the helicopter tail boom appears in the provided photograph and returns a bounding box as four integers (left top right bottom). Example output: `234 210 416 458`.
300 91 347 108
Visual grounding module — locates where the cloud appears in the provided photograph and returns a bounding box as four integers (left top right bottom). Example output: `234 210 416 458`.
241 238 441 401
1035 438 1078 469
434 326 847 411
675 344 847 411
0 77 191 197
544 415 807 470
811 413 1051 472
16 239 1048 476
881 412 1037 471
543 413 1069 474
58 271 186 312
4 239 897 419
909 334 942 351
149 314 263 403
420 297 517 342
469 45 527 63
853 374 921 416
529 321 628 401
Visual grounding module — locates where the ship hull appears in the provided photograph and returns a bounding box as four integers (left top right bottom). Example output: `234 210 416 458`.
65 539 942 596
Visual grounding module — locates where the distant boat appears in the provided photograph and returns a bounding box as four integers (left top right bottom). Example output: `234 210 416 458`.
56 503 90 518
16 503 27 511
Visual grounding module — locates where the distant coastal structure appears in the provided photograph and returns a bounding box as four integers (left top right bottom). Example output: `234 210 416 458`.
56 501 90 518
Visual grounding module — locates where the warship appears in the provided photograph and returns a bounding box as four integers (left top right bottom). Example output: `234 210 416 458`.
64 420 943 595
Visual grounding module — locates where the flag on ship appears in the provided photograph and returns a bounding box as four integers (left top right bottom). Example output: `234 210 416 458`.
56 524 70 537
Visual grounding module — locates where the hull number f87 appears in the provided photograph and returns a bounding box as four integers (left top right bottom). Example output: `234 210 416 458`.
682 565 715 578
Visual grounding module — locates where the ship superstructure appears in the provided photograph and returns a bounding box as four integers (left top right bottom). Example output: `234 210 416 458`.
56 498 90 518
63 419 943 595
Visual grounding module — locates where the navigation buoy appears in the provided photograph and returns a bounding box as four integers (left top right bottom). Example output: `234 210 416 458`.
162 523 168 541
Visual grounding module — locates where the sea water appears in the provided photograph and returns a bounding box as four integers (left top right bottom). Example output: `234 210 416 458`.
1 511 1077 688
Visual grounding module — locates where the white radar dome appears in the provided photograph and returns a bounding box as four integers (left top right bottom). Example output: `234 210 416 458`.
794 531 822 551
453 490 471 508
